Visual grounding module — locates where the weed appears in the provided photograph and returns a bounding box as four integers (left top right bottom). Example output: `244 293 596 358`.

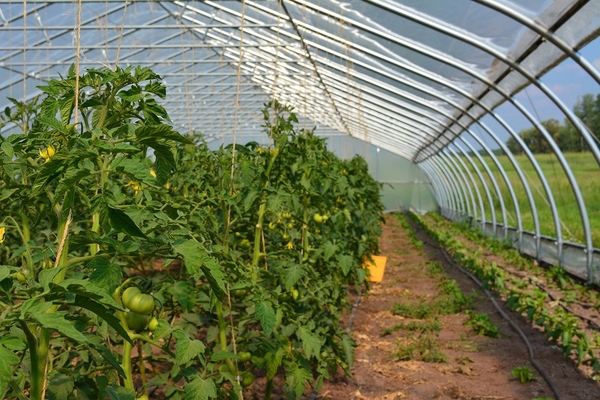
437 280 473 314
381 319 443 336
455 356 473 365
464 312 499 338
511 366 535 383
426 260 444 276
391 301 435 319
395 335 448 363
391 280 472 319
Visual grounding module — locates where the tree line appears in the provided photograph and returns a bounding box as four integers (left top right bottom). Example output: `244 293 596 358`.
506 93 600 154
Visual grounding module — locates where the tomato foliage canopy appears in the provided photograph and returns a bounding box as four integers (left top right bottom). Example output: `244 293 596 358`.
0 66 383 399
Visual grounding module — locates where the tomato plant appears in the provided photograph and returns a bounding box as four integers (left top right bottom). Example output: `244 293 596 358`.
0 68 384 399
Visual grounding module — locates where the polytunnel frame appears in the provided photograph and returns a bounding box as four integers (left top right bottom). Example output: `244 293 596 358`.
2 1 600 281
275 0 599 278
284 0 600 280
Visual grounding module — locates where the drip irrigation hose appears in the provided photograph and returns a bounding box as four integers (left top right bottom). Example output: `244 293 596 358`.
307 290 364 400
347 290 363 332
438 247 564 400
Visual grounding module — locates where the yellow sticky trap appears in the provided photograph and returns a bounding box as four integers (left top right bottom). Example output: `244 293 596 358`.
364 255 387 282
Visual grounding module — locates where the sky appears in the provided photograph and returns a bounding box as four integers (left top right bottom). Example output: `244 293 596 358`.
469 35 600 151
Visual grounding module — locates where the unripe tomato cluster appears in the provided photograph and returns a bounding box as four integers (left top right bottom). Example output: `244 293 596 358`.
312 213 329 223
121 286 157 332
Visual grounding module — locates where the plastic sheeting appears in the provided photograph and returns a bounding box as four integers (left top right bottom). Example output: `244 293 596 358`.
0 0 598 158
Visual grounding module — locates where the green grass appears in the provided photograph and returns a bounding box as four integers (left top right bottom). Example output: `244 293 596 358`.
461 151 600 247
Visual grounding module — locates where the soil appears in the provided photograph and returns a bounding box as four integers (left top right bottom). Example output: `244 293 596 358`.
317 213 600 400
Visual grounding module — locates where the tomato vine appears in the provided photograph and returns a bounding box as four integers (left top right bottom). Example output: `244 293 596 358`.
0 66 384 399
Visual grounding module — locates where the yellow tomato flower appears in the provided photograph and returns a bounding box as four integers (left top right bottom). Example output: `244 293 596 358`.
126 181 142 195
0 226 5 243
39 145 56 162
286 241 293 250
150 169 157 178
270 148 279 156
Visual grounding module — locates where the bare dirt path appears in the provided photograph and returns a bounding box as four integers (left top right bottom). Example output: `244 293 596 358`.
318 213 600 400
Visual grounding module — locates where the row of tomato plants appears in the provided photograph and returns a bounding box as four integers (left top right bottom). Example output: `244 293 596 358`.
0 66 384 399
409 212 600 378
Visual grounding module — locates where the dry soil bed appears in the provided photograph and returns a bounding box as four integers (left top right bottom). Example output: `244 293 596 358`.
317 213 600 400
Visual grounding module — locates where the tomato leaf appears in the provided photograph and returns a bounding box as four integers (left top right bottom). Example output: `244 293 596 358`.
297 326 322 359
107 207 146 238
284 362 312 398
152 141 176 186
74 296 131 344
199 257 227 300
47 371 74 400
117 85 143 102
284 263 302 290
265 347 285 379
0 346 20 399
105 386 136 400
111 158 155 185
337 254 354 276
171 280 196 312
323 241 337 261
88 257 122 294
185 376 217 400
32 311 89 344
135 124 188 144
256 301 276 335
173 329 206 365
174 240 204 276
342 334 356 369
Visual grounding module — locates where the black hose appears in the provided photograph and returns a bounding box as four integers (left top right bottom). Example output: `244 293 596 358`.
439 248 564 400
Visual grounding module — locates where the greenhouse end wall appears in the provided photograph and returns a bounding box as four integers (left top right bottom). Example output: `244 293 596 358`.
326 136 438 213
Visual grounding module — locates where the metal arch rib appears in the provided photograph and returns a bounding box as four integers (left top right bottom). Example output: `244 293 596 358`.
473 0 600 85
358 0 600 170
279 1 353 138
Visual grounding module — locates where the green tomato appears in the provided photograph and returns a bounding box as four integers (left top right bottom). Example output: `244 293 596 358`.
218 364 230 373
126 312 149 332
240 239 251 249
241 372 255 387
313 213 323 223
238 351 252 363
291 288 299 300
278 292 291 302
121 287 141 309
136 396 149 400
13 272 26 283
322 215 329 222
232 289 247 299
268 221 277 230
148 317 159 332
127 293 155 315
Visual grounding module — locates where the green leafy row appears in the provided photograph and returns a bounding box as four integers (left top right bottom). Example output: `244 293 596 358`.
410 212 600 378
0 66 384 399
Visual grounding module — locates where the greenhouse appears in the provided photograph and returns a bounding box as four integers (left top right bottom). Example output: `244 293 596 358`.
1 0 600 399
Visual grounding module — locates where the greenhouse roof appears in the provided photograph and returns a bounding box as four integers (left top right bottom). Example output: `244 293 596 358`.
1 0 599 161
3 1 600 279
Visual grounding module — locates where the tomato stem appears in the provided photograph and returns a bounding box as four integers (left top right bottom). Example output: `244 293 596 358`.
216 300 236 374
138 341 148 395
263 377 274 400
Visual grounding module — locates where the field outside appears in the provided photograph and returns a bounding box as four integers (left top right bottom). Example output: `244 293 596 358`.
460 151 600 248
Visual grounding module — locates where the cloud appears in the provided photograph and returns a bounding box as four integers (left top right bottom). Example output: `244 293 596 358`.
549 82 581 96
